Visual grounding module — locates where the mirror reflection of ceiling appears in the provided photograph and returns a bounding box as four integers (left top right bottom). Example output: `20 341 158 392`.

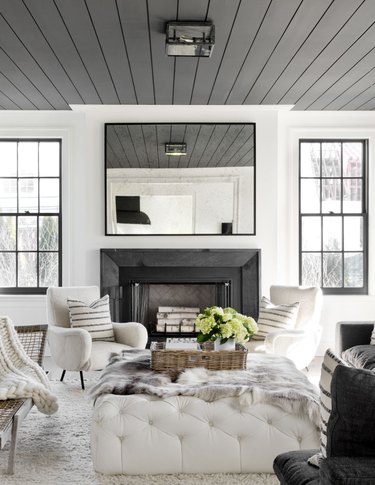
106 124 254 169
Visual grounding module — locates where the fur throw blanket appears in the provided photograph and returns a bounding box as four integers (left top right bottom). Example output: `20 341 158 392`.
90 350 320 427
0 317 58 415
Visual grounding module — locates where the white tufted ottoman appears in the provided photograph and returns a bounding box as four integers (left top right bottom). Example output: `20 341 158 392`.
91 393 319 475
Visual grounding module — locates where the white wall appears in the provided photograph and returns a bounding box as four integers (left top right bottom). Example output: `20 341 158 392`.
278 111 375 353
0 111 85 325
2 105 375 356
0 106 280 328
71 105 280 295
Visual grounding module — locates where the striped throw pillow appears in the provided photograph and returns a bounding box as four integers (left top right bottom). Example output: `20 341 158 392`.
371 325 375 344
252 296 299 341
308 348 347 467
67 294 115 342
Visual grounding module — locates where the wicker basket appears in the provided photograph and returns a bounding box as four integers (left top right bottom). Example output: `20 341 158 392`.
150 341 248 372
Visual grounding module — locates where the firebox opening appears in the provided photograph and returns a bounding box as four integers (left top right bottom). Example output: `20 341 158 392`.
101 248 261 346
131 281 231 336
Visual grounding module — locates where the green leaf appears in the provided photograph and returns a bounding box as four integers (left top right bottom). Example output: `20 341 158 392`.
197 333 209 342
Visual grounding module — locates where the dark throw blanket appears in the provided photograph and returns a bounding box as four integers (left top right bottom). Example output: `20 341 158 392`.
90 349 320 427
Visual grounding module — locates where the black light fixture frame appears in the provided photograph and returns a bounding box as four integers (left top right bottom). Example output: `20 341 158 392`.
166 21 215 58
165 143 187 156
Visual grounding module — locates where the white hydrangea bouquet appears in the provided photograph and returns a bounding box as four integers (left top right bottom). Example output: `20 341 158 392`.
196 306 258 345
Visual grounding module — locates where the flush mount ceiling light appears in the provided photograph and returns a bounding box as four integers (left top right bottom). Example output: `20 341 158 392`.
166 21 215 57
165 143 187 156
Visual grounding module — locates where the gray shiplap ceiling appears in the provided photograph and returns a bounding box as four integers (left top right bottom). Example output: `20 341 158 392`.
106 123 255 168
1 0 375 110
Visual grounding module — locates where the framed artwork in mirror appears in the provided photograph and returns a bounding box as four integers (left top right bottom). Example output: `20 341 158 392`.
105 123 256 235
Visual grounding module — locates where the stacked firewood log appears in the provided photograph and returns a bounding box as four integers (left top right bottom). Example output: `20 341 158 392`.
156 306 199 333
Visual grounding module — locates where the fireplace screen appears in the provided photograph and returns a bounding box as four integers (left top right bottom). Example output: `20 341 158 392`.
131 281 230 334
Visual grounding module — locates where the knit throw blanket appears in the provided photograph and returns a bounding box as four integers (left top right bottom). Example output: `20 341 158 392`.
0 317 58 415
90 350 320 427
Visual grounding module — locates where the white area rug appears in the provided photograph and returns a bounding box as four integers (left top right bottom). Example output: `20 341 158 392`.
0 376 279 485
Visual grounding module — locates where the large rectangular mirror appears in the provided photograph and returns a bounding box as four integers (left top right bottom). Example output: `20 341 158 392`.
105 123 255 235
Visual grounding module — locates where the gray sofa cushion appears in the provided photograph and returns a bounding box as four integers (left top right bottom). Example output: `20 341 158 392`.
342 345 375 371
320 457 375 484
273 450 320 485
327 365 375 458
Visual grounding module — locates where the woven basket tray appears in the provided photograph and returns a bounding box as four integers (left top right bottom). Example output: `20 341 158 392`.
150 341 248 372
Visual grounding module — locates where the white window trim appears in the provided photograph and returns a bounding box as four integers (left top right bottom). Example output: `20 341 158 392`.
0 126 73 297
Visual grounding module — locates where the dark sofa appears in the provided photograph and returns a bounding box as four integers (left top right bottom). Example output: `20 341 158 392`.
336 321 375 371
274 322 375 485
336 321 374 353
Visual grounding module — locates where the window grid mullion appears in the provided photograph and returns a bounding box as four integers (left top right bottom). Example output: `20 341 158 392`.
16 142 19 288
299 142 302 286
299 139 367 294
320 143 323 288
340 142 344 289
0 139 61 293
15 216 18 288
37 142 40 287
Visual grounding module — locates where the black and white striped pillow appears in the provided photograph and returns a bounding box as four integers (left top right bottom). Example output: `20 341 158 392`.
67 294 114 342
308 348 347 467
252 296 299 341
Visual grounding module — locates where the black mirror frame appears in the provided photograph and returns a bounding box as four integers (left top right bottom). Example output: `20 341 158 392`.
104 122 256 236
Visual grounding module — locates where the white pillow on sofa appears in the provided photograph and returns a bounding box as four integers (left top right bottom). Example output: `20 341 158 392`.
67 294 114 342
308 348 347 467
252 296 300 341
371 325 375 344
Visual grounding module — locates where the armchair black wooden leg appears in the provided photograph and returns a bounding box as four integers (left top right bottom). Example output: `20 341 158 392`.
60 370 66 382
80 371 85 390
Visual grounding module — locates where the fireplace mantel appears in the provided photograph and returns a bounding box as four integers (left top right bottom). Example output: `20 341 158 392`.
101 249 261 325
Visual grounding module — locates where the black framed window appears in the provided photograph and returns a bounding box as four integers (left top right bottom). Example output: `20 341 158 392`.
299 140 368 294
0 139 62 294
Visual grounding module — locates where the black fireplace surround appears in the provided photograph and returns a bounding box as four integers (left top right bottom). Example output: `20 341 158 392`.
101 249 261 339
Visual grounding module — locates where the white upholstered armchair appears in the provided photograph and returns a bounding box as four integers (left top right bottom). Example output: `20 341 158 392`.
47 286 148 388
248 285 323 370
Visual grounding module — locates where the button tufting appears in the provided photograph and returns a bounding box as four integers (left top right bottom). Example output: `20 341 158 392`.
93 393 320 475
